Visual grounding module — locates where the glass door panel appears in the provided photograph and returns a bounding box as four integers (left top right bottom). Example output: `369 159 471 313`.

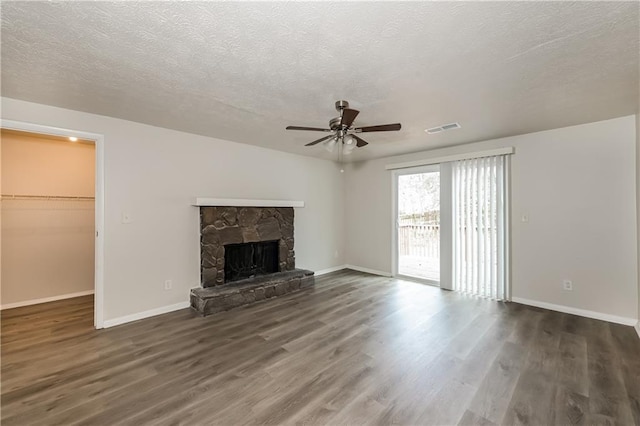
397 170 440 283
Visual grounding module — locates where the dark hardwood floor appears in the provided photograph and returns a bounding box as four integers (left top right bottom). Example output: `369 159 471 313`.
2 270 639 425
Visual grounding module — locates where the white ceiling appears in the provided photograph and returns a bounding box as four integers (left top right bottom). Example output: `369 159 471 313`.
2 2 638 162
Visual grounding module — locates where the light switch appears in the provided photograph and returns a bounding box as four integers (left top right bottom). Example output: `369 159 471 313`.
521 215 529 223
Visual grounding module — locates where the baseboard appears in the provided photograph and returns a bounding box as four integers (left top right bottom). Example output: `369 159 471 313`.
635 321 640 339
313 264 392 277
511 297 637 326
0 290 94 310
103 301 190 328
345 264 392 277
314 265 348 276
103 266 387 328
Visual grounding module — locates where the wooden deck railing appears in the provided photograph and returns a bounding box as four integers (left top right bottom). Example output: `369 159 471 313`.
398 221 440 258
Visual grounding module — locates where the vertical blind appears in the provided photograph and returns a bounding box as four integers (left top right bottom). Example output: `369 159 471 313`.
452 155 508 300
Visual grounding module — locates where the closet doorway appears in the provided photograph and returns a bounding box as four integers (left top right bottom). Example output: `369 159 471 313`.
1 122 104 328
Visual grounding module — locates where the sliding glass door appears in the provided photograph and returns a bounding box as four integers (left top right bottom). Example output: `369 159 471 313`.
395 165 440 284
392 155 509 300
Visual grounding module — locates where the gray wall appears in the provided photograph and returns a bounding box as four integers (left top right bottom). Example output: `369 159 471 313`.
1 97 346 322
345 116 638 321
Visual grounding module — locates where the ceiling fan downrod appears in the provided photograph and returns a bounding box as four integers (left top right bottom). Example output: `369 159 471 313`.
335 100 349 112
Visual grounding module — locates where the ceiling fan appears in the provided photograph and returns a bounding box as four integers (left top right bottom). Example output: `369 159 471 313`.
286 100 401 155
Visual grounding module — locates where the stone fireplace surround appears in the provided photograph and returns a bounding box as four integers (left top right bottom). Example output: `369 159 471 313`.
199 206 296 287
190 202 314 316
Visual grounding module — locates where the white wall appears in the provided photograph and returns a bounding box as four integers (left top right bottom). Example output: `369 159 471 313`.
1 131 96 306
1 97 345 322
345 116 638 321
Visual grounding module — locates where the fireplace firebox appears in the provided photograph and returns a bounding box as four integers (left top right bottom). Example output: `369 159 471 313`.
224 240 279 283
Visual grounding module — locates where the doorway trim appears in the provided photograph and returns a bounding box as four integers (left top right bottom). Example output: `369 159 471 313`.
1 119 105 329
391 164 441 285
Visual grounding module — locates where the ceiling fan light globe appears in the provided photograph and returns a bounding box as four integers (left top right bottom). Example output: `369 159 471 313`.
343 144 355 155
343 134 356 146
324 138 337 152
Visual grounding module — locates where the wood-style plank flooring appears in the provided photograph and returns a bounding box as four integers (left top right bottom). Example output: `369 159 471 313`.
2 270 639 425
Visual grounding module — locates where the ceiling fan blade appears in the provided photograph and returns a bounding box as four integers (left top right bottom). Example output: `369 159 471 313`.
286 126 332 132
352 135 369 147
355 123 402 133
305 135 335 146
340 109 360 128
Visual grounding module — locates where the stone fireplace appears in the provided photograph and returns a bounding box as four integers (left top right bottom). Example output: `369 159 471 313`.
191 201 314 316
199 206 295 287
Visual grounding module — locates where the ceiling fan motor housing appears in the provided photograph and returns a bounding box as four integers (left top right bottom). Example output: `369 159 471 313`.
329 117 342 130
331 101 351 131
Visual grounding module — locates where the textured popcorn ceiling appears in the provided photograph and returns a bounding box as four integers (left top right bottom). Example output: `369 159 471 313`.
1 2 638 161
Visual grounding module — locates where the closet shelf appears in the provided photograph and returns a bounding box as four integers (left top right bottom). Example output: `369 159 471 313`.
1 194 95 201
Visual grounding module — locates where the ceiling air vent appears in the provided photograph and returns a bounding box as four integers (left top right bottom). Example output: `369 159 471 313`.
426 122 461 134
441 123 461 130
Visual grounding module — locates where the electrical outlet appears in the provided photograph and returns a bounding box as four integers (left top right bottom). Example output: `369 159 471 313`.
563 279 573 291
334 250 339 259
164 280 172 290
521 214 529 223
121 212 133 224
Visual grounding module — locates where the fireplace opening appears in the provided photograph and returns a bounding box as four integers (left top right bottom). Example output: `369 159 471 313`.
224 240 279 283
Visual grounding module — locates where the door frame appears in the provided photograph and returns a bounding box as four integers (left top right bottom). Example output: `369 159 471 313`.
391 164 441 286
1 119 105 329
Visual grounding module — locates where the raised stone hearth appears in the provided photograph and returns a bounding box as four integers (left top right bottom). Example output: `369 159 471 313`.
200 206 295 287
190 269 314 316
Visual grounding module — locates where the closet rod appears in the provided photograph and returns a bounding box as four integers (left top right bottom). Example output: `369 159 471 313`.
1 194 95 201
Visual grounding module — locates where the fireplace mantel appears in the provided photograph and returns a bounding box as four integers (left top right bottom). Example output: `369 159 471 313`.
193 198 304 208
